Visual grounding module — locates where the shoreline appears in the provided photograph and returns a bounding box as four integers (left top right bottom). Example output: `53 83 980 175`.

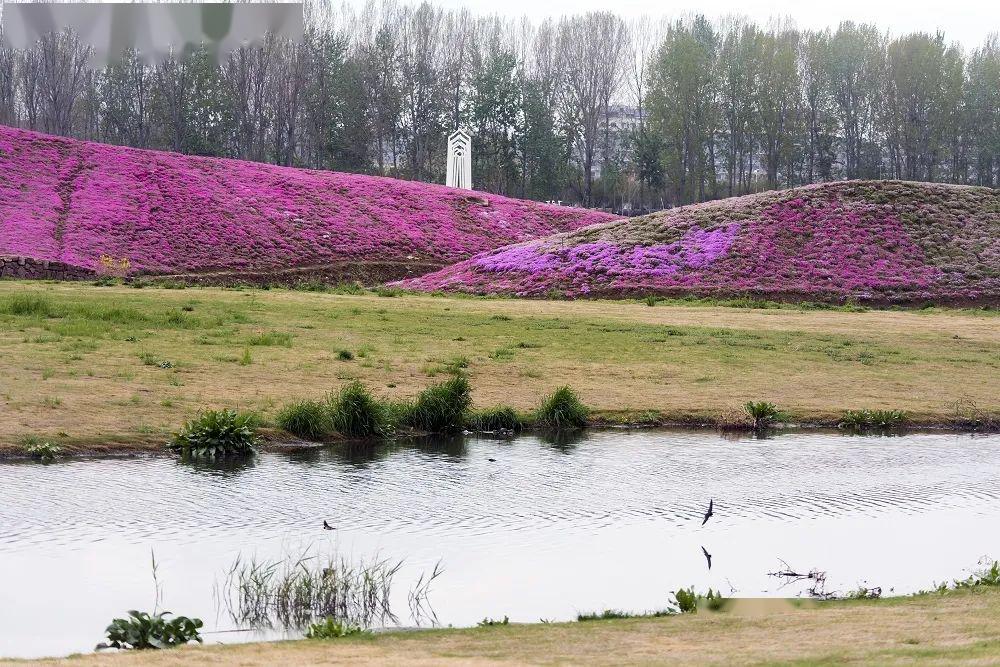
13 587 1000 665
2 282 997 458
2 417 996 461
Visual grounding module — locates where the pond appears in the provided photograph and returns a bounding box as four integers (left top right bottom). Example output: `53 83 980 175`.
2 429 1000 658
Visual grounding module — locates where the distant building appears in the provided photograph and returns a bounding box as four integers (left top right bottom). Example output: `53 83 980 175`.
571 105 643 179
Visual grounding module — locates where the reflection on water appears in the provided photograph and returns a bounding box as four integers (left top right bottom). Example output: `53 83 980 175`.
1 429 999 659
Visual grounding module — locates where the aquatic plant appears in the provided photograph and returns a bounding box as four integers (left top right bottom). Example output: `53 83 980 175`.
168 409 260 458
534 386 589 430
743 401 781 430
25 440 61 462
221 550 409 629
0 126 616 278
839 409 908 430
466 405 524 432
276 400 334 441
401 374 472 434
305 618 370 639
397 181 1000 305
97 611 203 650
328 381 389 438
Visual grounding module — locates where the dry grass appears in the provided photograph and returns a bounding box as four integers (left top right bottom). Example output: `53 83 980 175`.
15 589 1000 666
1 281 997 452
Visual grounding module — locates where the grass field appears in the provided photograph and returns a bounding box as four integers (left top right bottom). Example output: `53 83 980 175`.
17 588 1000 666
0 281 998 453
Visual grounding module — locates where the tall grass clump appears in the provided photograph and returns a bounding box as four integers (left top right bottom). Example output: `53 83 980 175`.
1 294 58 317
534 386 588 430
221 551 407 629
839 409 908 430
466 405 523 433
168 409 260 458
328 381 388 438
401 374 472 434
276 400 334 440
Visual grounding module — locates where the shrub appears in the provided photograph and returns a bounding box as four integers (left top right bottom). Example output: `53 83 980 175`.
276 400 334 440
336 349 354 361
743 401 780 430
328 381 388 438
672 587 724 614
98 610 203 650
402 374 472 434
467 405 523 432
305 618 369 639
168 409 260 458
839 409 908 430
534 386 588 430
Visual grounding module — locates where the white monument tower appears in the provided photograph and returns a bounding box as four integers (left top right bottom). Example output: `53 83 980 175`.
446 129 472 190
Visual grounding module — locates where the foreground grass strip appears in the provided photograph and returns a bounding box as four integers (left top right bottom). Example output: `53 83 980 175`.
0 282 997 451
20 588 1000 666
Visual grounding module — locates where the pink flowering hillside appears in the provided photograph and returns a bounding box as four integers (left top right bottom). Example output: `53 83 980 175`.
0 126 617 282
399 181 1000 305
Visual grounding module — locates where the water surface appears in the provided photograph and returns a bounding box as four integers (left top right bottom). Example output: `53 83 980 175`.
2 429 999 658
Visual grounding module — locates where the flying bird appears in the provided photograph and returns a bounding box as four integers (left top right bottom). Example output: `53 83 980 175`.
323 520 335 530
701 545 712 570
487 458 497 463
701 499 714 525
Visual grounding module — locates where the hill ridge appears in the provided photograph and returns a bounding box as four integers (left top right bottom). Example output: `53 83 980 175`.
397 180 1000 306
0 125 617 282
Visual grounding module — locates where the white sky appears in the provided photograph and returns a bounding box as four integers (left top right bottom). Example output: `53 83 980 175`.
405 0 999 49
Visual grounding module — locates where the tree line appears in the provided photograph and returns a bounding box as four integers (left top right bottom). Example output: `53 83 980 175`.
0 1 998 212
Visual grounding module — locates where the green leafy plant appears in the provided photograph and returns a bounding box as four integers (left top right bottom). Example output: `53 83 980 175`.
402 374 472 434
839 409 908 430
644 295 657 307
337 349 354 361
98 610 203 650
25 440 61 462
328 381 389 438
168 409 260 458
477 616 509 626
954 560 1000 588
535 386 589 430
305 618 370 639
846 586 883 599
672 587 724 613
239 347 253 366
276 400 334 440
466 405 523 432
743 401 780 430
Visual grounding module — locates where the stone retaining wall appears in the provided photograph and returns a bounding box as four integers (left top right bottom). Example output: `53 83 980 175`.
0 256 95 281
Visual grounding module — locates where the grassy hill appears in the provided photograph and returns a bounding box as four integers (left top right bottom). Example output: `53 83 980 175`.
0 126 617 283
399 181 999 306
